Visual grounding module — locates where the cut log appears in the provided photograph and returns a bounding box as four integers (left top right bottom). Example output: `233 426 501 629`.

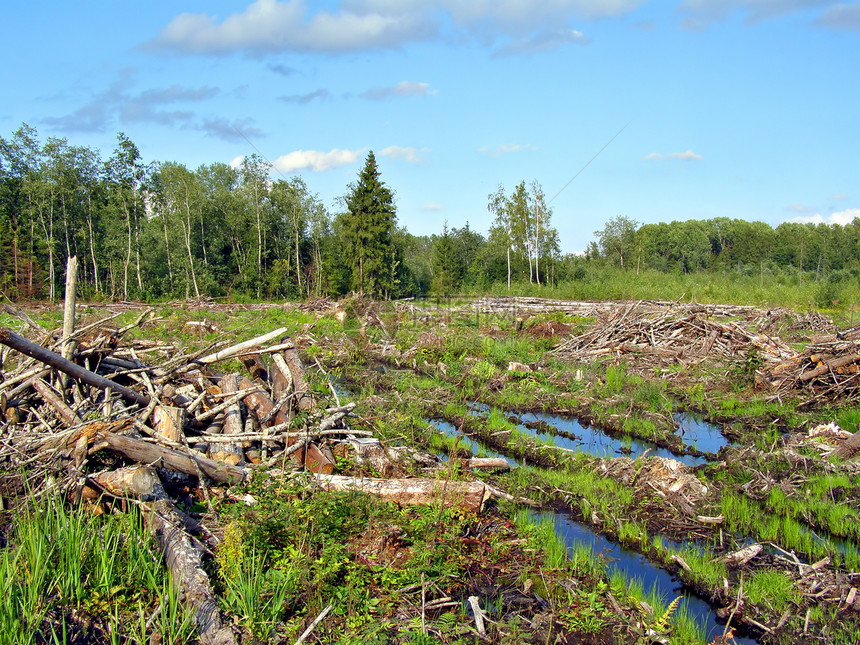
799 354 860 382
722 543 762 568
185 327 288 368
152 405 185 443
237 376 287 428
266 355 335 474
282 345 315 412
208 374 243 466
94 430 246 484
94 467 236 645
310 474 491 513
32 378 80 426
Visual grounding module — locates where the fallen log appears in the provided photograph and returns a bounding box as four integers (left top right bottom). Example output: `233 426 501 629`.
185 327 289 368
94 430 246 484
32 378 80 426
799 354 860 383
834 430 860 460
0 328 151 407
722 543 762 568
310 474 491 513
94 467 236 645
459 457 511 471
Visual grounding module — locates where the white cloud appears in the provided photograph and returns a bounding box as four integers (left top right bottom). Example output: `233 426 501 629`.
422 201 444 211
146 0 642 56
786 208 860 226
279 88 332 104
146 0 435 56
495 28 590 54
816 4 860 30
273 148 364 172
785 204 814 213
479 143 537 157
230 155 245 169
360 81 437 101
644 149 703 161
828 193 849 200
379 146 429 163
678 1 848 29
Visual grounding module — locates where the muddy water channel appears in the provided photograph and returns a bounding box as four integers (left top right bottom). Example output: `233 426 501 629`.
468 403 719 466
536 511 757 645
436 406 760 644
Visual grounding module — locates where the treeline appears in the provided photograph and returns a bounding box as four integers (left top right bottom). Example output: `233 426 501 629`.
2 124 859 304
0 125 561 301
592 215 860 276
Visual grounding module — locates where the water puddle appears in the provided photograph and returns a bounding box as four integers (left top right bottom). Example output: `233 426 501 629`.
429 419 519 468
535 510 758 644
674 412 729 454
468 404 707 467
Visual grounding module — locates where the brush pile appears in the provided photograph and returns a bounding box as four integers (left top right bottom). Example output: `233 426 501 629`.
763 327 860 408
1 298 525 643
552 302 795 369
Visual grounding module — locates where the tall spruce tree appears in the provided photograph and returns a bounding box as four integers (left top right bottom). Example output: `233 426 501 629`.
342 151 397 297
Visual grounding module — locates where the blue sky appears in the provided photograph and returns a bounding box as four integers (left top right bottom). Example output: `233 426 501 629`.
3 1 858 253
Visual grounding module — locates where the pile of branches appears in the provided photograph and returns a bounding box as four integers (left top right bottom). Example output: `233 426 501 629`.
0 297 512 643
764 328 860 408
753 307 835 338
553 302 796 369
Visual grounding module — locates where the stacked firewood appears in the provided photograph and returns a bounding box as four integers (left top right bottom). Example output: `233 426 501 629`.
764 328 860 407
553 302 795 367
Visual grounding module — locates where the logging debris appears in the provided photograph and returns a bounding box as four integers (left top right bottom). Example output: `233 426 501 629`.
552 301 795 370
0 309 519 642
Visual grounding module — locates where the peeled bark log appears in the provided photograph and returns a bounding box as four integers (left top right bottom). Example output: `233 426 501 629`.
152 406 184 443
94 467 236 645
311 474 491 513
459 457 511 471
187 327 288 368
208 374 243 466
95 430 246 484
61 256 78 364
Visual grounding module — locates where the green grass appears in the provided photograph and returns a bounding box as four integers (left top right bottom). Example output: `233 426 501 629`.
0 494 192 644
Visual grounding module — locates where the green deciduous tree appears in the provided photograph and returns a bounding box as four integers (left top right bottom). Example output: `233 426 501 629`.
595 215 639 269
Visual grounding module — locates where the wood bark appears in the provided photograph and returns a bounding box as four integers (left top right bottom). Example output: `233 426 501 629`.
94 430 246 484
94 467 236 645
310 474 491 513
268 353 335 474
207 374 243 465
186 328 289 368
282 345 315 412
32 378 79 426
0 328 151 407
152 405 184 443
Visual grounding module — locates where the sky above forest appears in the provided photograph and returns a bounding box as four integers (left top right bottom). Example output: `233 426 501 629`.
3 0 858 253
